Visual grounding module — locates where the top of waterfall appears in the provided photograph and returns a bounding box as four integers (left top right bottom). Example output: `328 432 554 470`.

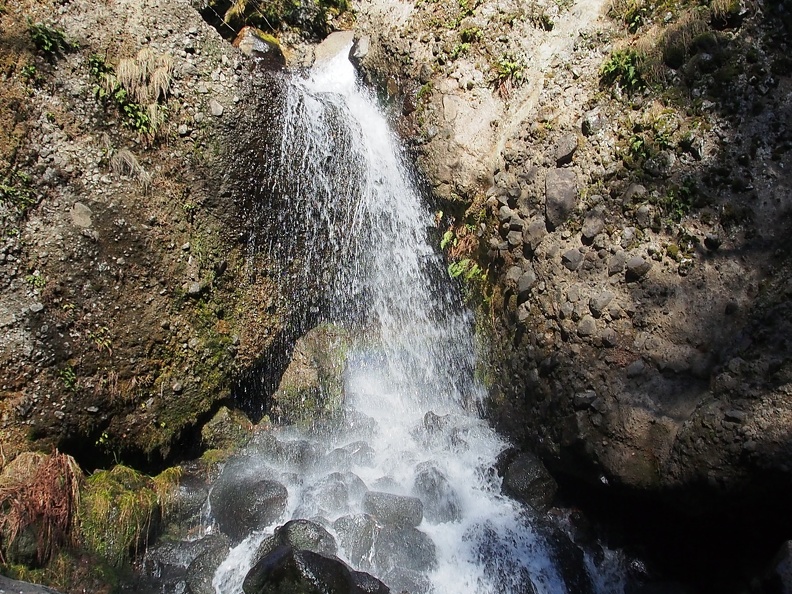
313 31 355 67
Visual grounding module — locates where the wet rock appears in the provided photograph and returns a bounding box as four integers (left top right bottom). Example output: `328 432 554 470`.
500 451 557 510
274 519 338 556
545 169 578 229
555 134 578 166
297 471 367 517
232 26 285 69
465 522 538 594
382 567 433 594
626 256 652 280
210 475 288 542
562 249 584 271
243 545 389 594
314 31 355 65
201 406 252 450
363 491 423 528
340 440 376 466
351 36 371 68
373 526 436 573
412 465 462 523
273 438 322 471
146 533 227 584
271 324 348 424
334 514 379 570
186 536 231 594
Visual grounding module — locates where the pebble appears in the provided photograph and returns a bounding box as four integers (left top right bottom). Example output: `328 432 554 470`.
577 315 597 337
210 99 224 117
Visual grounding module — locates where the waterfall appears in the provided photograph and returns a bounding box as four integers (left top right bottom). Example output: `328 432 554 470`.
205 41 613 594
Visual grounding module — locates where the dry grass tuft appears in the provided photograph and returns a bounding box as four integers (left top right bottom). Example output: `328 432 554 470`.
111 148 152 193
0 451 82 565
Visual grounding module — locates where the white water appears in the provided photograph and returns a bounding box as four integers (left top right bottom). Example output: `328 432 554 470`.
212 45 586 594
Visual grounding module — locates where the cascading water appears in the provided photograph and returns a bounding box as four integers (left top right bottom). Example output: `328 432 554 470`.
196 40 622 594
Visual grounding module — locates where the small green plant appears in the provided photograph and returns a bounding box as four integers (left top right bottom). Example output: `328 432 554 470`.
88 327 113 355
440 230 456 250
448 258 483 280
460 27 483 42
28 21 76 57
59 366 77 392
450 42 470 60
494 55 526 97
600 49 644 92
24 273 46 290
660 179 697 222
20 64 37 82
0 171 36 214
88 52 170 138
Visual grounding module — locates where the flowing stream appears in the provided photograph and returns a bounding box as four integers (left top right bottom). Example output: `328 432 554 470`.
195 42 621 594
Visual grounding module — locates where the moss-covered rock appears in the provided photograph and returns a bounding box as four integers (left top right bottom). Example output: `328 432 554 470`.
78 465 181 567
200 406 253 450
270 324 350 425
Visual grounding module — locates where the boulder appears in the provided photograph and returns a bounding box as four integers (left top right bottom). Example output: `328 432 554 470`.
271 324 349 425
186 535 231 594
545 169 578 229
0 576 63 594
412 465 462 523
314 31 355 65
499 451 558 510
201 406 253 450
373 526 437 573
334 514 379 570
363 491 423 528
210 475 288 542
555 134 578 166
242 545 389 594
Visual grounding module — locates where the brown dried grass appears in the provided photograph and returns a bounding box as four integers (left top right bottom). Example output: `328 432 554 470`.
0 451 82 565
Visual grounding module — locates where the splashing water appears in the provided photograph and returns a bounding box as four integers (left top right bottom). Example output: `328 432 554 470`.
209 42 613 594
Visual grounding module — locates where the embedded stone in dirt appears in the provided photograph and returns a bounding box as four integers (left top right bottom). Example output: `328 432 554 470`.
545 169 578 229
70 202 93 228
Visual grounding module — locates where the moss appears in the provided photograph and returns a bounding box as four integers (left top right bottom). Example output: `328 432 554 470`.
78 464 179 567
